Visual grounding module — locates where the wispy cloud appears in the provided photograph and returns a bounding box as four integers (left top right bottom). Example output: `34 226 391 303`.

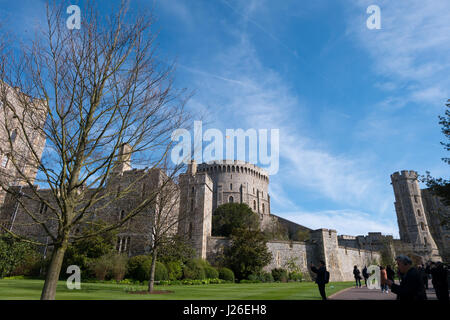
347 0 450 106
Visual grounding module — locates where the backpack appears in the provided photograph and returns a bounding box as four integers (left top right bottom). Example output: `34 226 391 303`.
325 271 330 284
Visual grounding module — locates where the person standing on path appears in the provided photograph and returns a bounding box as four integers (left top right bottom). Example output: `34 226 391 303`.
382 255 427 300
310 261 328 300
353 265 362 288
380 266 389 293
430 261 449 301
362 266 369 287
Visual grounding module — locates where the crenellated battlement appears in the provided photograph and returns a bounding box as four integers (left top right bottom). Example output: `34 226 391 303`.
197 160 269 182
390 170 418 180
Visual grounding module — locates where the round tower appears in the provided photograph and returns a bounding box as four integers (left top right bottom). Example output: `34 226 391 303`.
197 160 270 218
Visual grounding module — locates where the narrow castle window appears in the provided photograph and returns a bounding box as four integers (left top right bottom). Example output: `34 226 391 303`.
190 199 194 212
230 183 232 190
420 222 425 231
262 203 265 214
253 200 256 210
189 223 193 240
414 195 418 203
11 129 18 143
229 196 234 203
417 209 421 216
119 210 125 221
142 183 146 198
39 202 48 215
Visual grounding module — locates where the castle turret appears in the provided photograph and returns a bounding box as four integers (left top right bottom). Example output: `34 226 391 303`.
178 162 213 259
391 170 441 261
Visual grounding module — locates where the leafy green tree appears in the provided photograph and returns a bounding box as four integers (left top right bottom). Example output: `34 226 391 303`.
224 228 272 280
421 99 450 227
157 235 196 264
62 221 117 278
212 203 259 237
0 234 39 277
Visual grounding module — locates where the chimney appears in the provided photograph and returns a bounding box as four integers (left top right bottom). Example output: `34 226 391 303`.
114 143 132 174
187 160 197 175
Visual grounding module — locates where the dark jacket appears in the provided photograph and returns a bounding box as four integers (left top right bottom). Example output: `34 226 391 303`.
311 265 327 285
362 267 369 279
391 267 427 300
353 268 361 279
386 267 395 281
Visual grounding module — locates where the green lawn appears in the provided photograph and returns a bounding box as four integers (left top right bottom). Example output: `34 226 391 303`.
0 279 354 300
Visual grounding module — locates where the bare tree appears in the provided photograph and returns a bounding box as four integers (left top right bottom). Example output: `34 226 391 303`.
0 1 191 300
146 164 181 293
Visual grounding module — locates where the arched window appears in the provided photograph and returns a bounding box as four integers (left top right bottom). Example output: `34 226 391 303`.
420 222 425 231
227 166 230 172
232 166 235 172
229 196 234 203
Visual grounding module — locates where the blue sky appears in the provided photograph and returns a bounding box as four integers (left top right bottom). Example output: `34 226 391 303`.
1 0 449 237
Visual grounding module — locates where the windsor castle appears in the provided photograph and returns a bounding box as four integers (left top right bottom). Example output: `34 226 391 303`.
0 83 449 281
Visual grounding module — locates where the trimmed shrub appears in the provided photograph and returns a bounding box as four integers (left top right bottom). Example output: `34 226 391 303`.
125 255 168 282
289 271 303 282
166 261 183 281
259 271 274 283
204 266 219 279
271 268 288 282
126 255 151 282
183 259 207 280
218 267 235 282
154 261 169 281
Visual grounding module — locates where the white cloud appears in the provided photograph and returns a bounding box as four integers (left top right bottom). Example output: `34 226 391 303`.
348 0 450 105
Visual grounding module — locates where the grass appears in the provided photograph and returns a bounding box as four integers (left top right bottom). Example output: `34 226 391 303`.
0 279 354 300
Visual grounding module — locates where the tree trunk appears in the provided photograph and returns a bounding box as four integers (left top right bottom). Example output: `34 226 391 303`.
148 247 158 293
40 236 69 300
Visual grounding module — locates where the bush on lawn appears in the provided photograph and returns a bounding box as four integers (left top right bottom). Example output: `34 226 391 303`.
248 271 273 283
183 258 208 280
271 268 288 282
166 261 183 281
125 255 168 282
218 267 235 282
204 266 219 279
289 271 303 282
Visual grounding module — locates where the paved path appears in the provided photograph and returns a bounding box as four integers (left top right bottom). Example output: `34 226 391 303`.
329 280 438 300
